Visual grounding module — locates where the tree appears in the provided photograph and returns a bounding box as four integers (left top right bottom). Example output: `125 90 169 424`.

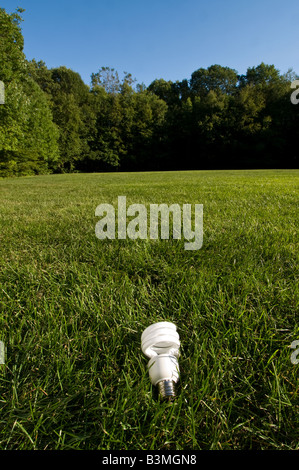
239 62 281 87
49 67 91 171
0 76 60 176
91 67 121 95
148 79 178 106
27 59 54 95
29 62 94 172
121 86 168 170
0 8 59 176
0 7 26 83
190 65 239 97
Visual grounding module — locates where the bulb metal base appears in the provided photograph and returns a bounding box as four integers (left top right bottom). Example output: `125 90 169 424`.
158 380 176 399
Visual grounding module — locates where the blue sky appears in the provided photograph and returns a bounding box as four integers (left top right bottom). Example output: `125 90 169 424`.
2 0 298 87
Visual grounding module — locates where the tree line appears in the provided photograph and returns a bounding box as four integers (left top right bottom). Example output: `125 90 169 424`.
0 7 298 177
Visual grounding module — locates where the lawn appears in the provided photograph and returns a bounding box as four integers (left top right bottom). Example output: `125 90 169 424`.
0 169 298 450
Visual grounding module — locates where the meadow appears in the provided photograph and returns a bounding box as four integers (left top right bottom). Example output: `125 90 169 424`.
0 169 298 450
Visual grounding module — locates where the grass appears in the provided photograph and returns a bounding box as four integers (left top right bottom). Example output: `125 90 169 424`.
0 168 298 450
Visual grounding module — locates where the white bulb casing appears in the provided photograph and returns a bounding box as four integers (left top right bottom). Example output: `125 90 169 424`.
148 354 179 386
141 322 180 396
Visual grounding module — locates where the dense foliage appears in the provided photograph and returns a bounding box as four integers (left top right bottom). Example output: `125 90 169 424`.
0 8 298 176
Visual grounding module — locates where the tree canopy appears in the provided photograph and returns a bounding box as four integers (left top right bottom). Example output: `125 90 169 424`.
0 7 298 177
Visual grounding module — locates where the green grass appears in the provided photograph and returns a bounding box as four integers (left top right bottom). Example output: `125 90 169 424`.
0 169 298 450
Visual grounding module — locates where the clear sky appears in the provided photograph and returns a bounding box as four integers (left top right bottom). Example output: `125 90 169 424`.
2 0 298 87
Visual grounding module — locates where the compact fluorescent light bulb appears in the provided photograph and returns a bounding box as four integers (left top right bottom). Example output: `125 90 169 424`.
141 322 180 399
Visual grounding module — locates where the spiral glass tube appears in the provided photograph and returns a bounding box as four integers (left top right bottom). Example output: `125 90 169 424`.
141 322 180 399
